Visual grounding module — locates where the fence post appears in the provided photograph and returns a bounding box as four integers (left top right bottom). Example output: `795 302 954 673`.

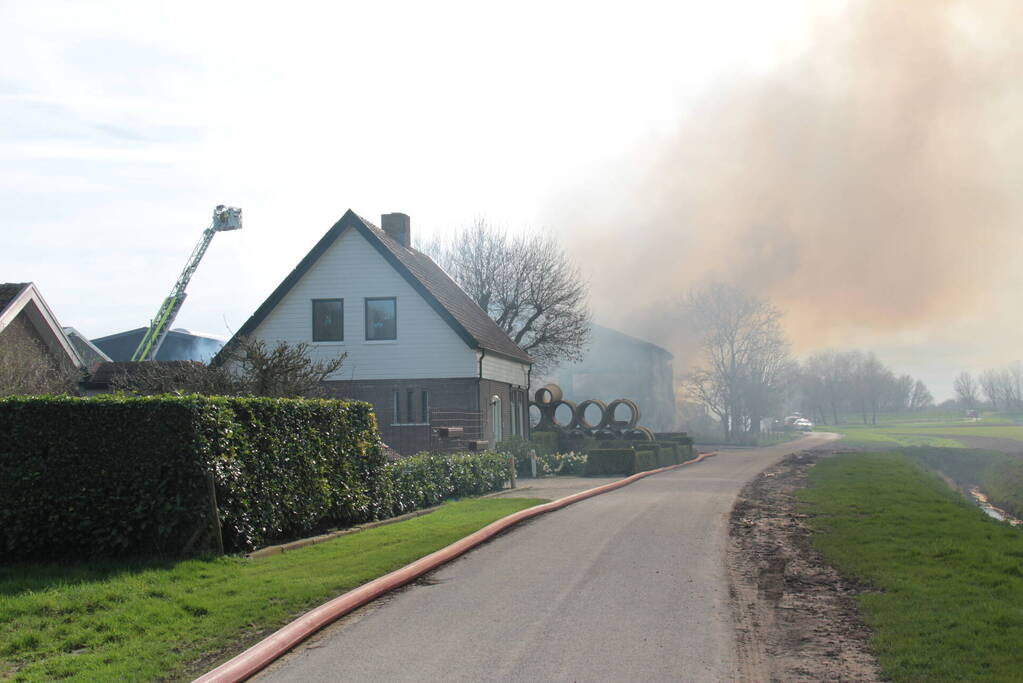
206 471 225 556
529 449 537 478
508 455 517 489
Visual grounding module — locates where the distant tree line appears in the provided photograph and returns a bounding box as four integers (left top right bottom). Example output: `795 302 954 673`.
956 365 1023 412
795 350 934 426
679 282 936 440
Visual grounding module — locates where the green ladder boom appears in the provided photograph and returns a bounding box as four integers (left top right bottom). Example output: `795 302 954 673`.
131 205 242 362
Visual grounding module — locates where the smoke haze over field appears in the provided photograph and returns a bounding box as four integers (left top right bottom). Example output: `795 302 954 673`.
561 0 1023 393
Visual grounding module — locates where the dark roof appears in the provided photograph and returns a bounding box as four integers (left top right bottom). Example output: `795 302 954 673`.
220 210 532 364
0 283 29 315
62 327 112 367
91 327 225 362
591 324 673 358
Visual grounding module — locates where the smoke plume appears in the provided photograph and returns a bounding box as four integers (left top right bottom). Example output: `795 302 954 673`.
564 0 1023 360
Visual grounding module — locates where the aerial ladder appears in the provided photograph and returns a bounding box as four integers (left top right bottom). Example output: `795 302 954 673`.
131 205 243 362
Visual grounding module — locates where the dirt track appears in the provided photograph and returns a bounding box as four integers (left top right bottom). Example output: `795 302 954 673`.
729 450 882 682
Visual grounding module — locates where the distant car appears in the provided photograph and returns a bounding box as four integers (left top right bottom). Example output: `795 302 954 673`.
793 418 814 432
782 414 814 432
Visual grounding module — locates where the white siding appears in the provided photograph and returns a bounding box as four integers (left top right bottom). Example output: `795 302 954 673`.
480 351 530 387
251 228 479 380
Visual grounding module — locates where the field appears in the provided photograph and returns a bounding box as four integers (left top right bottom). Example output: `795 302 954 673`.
0 498 545 682
820 416 1023 449
800 452 1023 681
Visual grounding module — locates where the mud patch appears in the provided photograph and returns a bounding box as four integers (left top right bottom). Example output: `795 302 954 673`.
729 450 882 682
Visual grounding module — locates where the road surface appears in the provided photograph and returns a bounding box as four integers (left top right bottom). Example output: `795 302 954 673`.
257 433 838 682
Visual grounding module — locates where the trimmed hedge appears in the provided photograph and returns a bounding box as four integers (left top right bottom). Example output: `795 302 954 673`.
584 447 635 476
634 448 660 473
380 451 509 516
652 442 679 467
0 395 383 560
530 431 559 456
215 397 385 551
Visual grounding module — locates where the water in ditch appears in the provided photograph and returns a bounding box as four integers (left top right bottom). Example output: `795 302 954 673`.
969 487 1022 527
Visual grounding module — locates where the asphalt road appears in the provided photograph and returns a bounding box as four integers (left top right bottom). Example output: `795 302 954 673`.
257 433 838 683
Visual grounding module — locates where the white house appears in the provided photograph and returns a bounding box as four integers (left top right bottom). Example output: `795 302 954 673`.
220 210 533 453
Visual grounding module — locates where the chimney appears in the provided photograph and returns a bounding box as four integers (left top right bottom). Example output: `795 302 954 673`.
381 212 411 248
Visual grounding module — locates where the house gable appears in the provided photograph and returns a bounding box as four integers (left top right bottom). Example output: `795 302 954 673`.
0 282 83 369
247 226 480 380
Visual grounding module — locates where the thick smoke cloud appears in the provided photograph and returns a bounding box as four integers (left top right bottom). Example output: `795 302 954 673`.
565 0 1023 360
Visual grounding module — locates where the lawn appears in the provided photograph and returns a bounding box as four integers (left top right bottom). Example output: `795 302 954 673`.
820 423 962 448
822 418 1023 449
800 452 1023 682
0 497 546 682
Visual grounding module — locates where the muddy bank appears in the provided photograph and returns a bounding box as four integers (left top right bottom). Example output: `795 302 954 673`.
729 450 882 682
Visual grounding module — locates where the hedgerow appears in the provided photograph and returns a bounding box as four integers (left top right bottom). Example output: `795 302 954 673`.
0 395 382 559
0 395 232 559
381 451 509 516
0 395 519 560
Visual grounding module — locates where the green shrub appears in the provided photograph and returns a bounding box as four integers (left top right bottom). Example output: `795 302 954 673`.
381 451 508 516
651 442 679 467
530 430 559 456
634 448 659 473
213 397 384 551
0 395 231 559
655 432 694 447
584 447 635 476
0 395 382 559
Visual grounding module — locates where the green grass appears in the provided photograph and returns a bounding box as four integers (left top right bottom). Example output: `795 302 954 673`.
822 418 1023 449
822 423 963 448
0 497 546 682
800 452 1023 682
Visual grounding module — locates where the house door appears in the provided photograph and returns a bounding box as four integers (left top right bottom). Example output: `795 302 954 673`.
491 395 502 443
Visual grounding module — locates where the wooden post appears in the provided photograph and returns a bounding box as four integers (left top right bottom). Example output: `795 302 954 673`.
206 471 225 556
529 449 537 478
508 455 517 489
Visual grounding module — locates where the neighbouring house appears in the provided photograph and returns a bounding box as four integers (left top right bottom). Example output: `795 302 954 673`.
540 323 676 431
0 282 85 394
91 327 225 363
62 327 112 368
218 210 533 454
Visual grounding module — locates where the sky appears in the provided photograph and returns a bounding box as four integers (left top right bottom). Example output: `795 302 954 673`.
1 0 1018 400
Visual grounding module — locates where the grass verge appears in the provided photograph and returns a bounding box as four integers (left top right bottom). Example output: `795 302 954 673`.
0 497 546 682
799 452 1023 682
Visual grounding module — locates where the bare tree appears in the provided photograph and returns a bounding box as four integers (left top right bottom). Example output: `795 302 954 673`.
979 369 1002 410
681 283 790 441
221 338 347 397
909 379 935 410
113 338 347 398
423 220 590 371
802 350 856 424
0 322 78 396
952 370 979 409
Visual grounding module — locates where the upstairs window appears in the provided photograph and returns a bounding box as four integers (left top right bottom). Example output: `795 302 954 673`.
365 297 397 340
312 299 343 341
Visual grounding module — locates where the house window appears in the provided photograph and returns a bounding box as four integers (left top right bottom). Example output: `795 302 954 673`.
407 389 414 424
421 390 429 424
365 297 397 340
392 390 400 424
312 299 343 341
